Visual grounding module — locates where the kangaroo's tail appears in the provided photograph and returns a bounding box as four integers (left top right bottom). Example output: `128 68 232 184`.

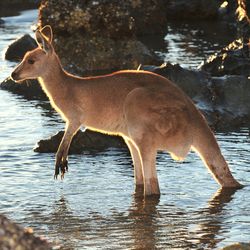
192 121 242 188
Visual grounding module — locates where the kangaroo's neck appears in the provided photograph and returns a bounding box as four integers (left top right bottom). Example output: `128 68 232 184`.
38 54 68 99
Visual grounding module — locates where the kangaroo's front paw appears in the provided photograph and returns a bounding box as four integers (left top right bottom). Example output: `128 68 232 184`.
54 156 68 179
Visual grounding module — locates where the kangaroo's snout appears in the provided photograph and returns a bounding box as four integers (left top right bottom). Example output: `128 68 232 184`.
10 69 23 82
10 70 21 82
11 71 19 81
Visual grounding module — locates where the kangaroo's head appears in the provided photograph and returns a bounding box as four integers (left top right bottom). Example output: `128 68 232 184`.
11 25 55 82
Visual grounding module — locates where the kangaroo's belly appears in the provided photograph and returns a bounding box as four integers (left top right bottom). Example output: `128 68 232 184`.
83 106 128 136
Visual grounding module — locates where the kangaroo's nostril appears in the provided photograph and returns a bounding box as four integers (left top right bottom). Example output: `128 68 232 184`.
11 72 17 80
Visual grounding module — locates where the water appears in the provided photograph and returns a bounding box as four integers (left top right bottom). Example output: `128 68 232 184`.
0 10 249 250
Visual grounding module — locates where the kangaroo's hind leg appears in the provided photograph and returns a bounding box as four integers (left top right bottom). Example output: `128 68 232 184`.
126 123 160 196
124 88 163 196
138 142 160 196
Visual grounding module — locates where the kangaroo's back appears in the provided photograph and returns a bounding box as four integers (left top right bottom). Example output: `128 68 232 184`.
71 70 194 134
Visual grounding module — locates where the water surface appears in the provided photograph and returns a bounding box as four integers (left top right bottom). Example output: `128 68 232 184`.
0 10 249 250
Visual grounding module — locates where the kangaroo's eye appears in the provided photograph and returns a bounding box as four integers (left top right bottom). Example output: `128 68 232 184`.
27 59 35 65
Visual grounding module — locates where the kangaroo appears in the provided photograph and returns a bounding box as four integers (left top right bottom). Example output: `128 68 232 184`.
11 25 242 196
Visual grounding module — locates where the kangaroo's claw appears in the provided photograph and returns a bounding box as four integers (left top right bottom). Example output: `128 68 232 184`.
54 160 68 180
60 171 64 180
54 163 60 179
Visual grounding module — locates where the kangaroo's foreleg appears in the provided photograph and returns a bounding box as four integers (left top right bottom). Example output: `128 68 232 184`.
55 122 80 179
124 138 144 194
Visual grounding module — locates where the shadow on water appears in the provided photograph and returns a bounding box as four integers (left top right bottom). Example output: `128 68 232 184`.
28 188 240 249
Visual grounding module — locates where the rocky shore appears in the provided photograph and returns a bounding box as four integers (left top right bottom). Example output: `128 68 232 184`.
0 214 51 250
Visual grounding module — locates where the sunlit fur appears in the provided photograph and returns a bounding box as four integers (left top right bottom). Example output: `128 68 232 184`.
11 25 242 196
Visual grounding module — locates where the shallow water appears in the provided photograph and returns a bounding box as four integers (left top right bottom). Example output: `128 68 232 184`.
0 10 249 250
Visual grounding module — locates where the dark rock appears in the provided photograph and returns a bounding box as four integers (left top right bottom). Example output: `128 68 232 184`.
209 75 250 130
212 75 250 114
218 1 238 21
165 0 221 20
0 214 51 250
0 18 4 25
38 0 164 74
200 39 250 76
146 63 211 100
236 0 250 42
218 0 250 38
55 34 161 75
39 0 167 37
0 1 40 17
5 34 38 62
0 77 46 100
34 129 126 154
201 0 250 77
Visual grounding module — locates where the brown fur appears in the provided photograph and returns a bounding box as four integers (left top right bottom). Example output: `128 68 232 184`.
11 26 242 196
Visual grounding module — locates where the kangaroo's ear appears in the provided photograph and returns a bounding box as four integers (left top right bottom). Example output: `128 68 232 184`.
35 29 53 54
40 25 53 43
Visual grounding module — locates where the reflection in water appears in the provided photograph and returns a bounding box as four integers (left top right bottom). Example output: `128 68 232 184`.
129 196 160 250
191 188 239 249
30 188 239 249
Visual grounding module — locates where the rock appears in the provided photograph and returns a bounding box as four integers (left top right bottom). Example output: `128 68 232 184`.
34 129 126 154
200 39 250 77
0 214 51 250
0 1 40 17
5 34 38 62
0 18 4 25
201 0 250 77
221 242 250 250
165 0 221 20
39 0 167 37
145 63 211 100
54 34 160 75
209 75 250 130
236 0 250 42
38 0 164 74
218 0 250 37
0 77 46 100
